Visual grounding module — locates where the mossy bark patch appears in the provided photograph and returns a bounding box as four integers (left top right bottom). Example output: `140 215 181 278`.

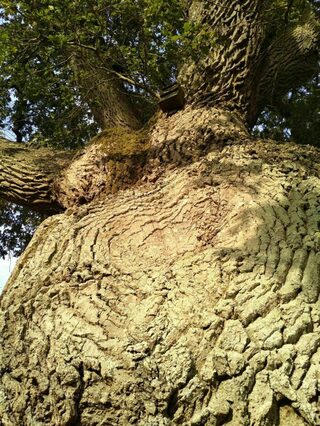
92 127 151 194
92 127 150 159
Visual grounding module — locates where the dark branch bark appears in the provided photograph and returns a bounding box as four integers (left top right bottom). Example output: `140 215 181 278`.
180 0 266 123
0 138 72 213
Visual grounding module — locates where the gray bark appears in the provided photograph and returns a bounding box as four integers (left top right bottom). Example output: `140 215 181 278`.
1 108 320 425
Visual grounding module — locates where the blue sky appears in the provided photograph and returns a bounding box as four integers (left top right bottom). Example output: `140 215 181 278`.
0 257 17 292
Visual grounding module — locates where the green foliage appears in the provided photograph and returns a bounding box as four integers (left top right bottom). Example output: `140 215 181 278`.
254 77 320 147
0 0 318 147
0 0 195 146
289 80 320 147
0 200 44 259
265 0 320 30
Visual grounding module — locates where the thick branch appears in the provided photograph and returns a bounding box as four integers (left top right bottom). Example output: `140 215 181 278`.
180 0 266 122
250 22 319 126
180 1 318 128
0 138 73 213
67 42 158 99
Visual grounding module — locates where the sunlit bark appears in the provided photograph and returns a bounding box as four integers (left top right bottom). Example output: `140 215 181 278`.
1 111 320 424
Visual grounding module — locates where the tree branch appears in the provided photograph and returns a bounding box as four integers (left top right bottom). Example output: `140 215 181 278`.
249 22 319 126
0 138 73 213
67 41 98 53
96 65 159 99
67 41 159 100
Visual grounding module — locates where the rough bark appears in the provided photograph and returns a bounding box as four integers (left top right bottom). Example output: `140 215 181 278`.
1 2 320 425
1 108 320 425
181 0 265 120
0 138 73 213
181 1 318 126
250 22 319 126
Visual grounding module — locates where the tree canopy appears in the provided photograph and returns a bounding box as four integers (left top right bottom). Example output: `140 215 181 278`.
1 0 319 145
0 0 319 258
0 0 189 145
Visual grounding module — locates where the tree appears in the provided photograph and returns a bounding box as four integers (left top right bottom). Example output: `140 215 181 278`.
1 1 320 425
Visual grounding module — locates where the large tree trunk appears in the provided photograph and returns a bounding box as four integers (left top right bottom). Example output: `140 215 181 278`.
1 1 320 425
1 107 320 425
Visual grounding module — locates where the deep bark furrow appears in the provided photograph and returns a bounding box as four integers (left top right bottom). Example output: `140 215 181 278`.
182 2 318 126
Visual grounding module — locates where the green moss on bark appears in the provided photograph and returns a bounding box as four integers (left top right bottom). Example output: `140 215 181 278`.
91 127 151 193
